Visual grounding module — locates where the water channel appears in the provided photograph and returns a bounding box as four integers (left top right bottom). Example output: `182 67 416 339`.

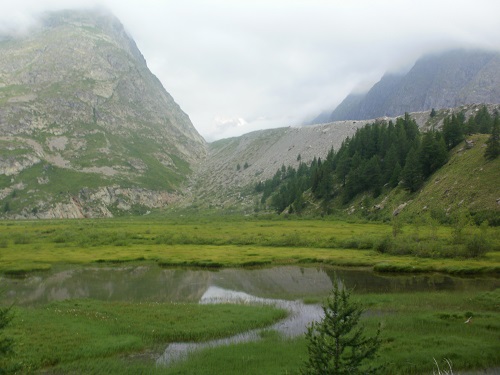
2 265 498 366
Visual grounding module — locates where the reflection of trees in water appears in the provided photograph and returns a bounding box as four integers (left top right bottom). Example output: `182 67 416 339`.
3 265 499 306
324 268 499 293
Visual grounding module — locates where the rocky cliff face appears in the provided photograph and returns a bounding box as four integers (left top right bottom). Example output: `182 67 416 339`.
0 9 207 218
322 49 500 122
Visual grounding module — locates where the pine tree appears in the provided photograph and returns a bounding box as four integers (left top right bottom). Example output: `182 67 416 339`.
402 147 422 192
484 116 500 160
476 105 493 134
419 131 448 178
443 114 464 149
302 278 381 375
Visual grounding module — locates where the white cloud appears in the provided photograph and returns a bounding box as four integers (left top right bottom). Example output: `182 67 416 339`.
2 0 500 140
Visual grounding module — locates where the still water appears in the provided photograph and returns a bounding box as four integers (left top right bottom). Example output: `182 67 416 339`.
2 265 498 306
2 265 498 365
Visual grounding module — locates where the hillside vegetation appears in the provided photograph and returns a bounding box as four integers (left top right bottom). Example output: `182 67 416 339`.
254 106 499 225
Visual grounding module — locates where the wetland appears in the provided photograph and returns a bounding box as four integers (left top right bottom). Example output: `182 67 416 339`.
0 217 499 373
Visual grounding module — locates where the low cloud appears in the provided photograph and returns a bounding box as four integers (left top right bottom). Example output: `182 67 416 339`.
2 0 500 141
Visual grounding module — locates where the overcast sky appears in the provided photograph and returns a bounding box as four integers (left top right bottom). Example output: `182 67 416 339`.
2 0 500 141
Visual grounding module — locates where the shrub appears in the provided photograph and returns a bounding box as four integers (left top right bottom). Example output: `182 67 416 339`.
464 233 489 258
13 234 31 245
375 236 392 254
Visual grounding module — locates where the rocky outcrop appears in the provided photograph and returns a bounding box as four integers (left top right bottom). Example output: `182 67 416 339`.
8 186 179 219
0 9 207 218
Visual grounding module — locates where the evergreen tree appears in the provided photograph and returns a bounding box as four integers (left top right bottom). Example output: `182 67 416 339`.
302 278 381 375
465 116 477 134
402 147 422 192
363 156 382 197
389 162 402 188
419 131 448 178
443 114 464 150
484 116 500 160
382 144 398 183
336 151 351 187
475 105 493 134
293 192 305 214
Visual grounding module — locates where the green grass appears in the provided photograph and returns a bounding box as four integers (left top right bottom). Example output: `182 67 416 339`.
2 299 286 373
4 289 498 374
153 290 500 375
0 217 498 275
398 134 500 225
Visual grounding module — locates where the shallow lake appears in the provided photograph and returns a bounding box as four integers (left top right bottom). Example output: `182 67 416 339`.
2 265 499 366
2 264 498 306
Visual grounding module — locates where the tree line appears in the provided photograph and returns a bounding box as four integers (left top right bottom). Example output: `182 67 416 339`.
256 106 499 214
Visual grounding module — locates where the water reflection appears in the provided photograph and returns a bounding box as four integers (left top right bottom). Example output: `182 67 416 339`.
1 265 498 306
156 286 324 366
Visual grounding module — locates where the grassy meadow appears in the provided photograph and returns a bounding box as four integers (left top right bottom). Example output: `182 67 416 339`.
1 215 499 373
0 216 499 275
2 287 499 374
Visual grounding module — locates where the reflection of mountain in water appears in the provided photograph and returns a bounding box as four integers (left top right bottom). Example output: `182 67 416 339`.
2 265 499 306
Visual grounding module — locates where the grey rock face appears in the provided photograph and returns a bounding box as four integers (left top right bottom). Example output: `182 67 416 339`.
0 9 207 218
326 49 500 122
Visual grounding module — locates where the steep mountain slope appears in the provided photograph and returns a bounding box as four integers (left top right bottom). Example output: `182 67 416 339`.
186 121 369 209
187 104 500 213
323 49 500 122
0 10 207 218
390 133 500 223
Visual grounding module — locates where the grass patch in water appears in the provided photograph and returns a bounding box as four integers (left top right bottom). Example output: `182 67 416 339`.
3 299 287 373
162 290 500 375
2 277 499 374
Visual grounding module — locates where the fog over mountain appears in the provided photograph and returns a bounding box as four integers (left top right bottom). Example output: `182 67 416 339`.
0 9 206 218
314 49 500 123
2 0 500 140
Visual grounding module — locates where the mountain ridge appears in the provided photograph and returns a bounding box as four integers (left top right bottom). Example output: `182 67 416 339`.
0 9 207 218
184 103 500 213
314 49 500 123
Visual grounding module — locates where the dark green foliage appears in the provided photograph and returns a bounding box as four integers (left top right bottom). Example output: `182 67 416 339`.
465 233 490 258
302 278 381 375
256 109 497 214
475 105 493 134
401 147 422 192
484 115 500 160
419 130 448 178
0 301 14 374
443 113 465 150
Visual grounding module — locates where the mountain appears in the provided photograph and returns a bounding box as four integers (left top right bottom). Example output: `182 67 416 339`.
0 9 207 218
184 104 500 217
318 49 500 123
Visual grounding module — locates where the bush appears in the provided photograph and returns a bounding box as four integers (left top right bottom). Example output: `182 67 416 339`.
464 233 489 258
13 234 31 245
375 236 392 254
